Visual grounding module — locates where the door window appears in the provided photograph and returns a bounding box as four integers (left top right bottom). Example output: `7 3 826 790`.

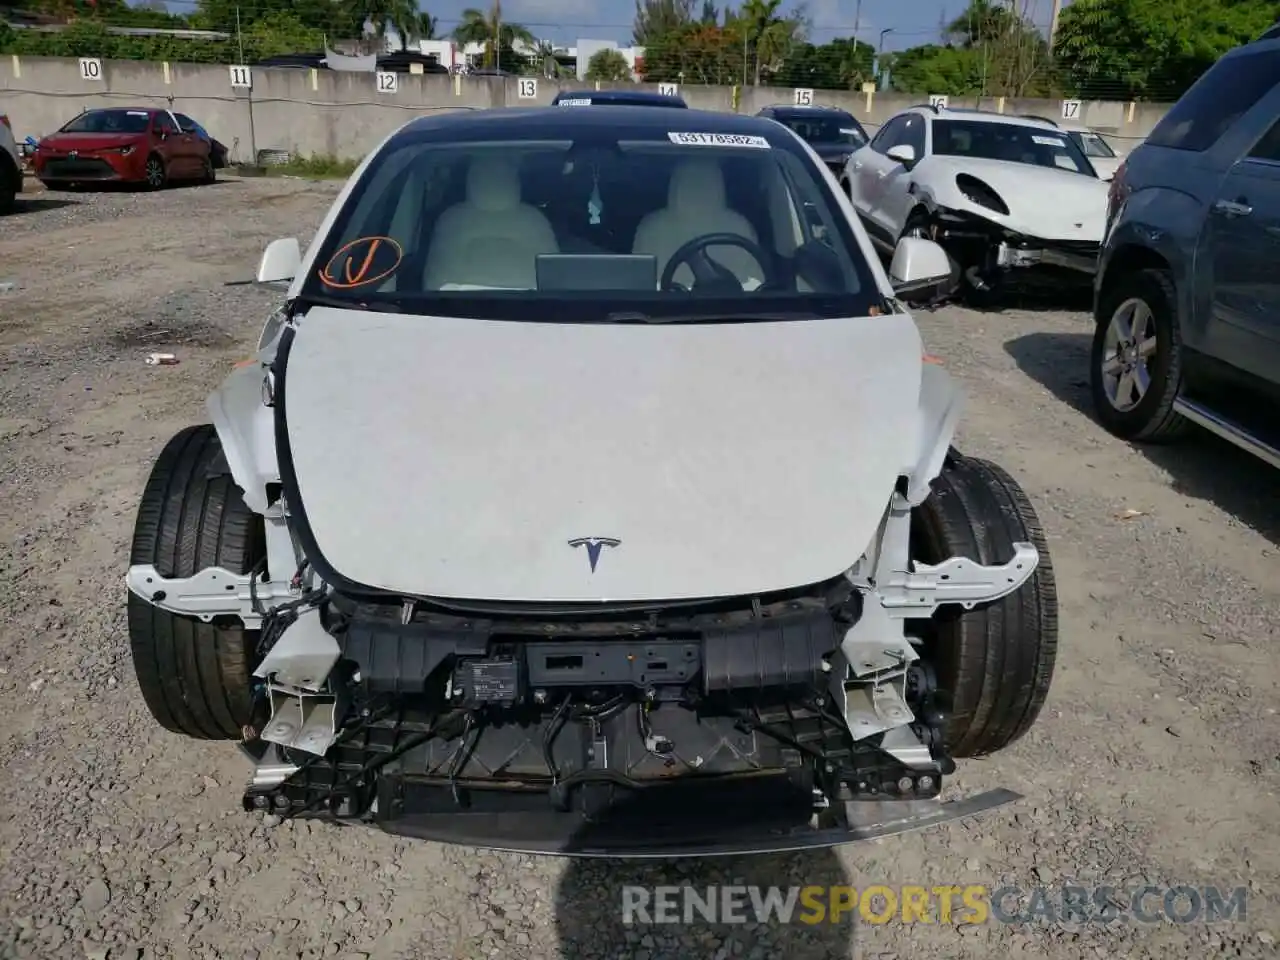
1145 49 1280 152
153 112 178 135
869 116 909 154
1247 119 1280 163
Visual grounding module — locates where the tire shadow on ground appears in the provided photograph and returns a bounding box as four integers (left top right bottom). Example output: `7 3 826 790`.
554 849 856 959
1004 331 1280 546
9 194 78 214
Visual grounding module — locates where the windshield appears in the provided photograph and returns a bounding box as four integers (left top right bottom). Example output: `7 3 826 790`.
932 119 1096 176
60 109 151 134
775 114 866 146
1073 131 1116 158
300 119 883 321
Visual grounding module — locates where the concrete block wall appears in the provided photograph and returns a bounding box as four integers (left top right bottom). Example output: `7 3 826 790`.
0 55 1171 164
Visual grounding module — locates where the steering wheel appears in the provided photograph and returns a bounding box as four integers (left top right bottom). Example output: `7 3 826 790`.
660 232 773 293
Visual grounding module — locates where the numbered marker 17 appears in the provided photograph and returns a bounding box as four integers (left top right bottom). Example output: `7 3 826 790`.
376 71 398 94
1061 99 1082 120
78 58 103 81
229 65 252 89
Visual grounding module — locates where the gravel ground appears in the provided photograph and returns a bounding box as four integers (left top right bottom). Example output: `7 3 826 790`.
0 176 1278 960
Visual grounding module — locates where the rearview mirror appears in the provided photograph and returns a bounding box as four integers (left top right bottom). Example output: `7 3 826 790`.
257 237 301 284
889 236 953 303
886 143 916 165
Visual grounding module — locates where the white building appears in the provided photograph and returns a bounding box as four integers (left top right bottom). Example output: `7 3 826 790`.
415 37 645 81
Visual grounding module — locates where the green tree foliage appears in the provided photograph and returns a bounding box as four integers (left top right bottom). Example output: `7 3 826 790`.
1053 0 1276 100
639 22 745 84
632 0 695 45
773 36 873 90
585 47 633 82
452 6 534 69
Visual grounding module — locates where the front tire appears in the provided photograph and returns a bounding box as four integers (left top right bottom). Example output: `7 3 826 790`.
911 451 1058 758
143 154 166 190
1090 267 1189 441
128 425 265 740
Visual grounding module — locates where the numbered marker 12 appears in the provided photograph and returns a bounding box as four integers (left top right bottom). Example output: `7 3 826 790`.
229 65 252 89
517 78 537 99
78 58 103 81
793 88 813 106
376 71 398 94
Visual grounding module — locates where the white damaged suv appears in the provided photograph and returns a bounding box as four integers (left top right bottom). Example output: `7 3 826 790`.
842 104 1110 303
124 105 1058 856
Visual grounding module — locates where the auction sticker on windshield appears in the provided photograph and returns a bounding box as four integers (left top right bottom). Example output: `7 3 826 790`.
559 99 592 106
668 132 770 148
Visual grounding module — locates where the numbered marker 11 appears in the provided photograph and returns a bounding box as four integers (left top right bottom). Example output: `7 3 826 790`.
229 65 252 89
376 71 398 94
78 58 103 81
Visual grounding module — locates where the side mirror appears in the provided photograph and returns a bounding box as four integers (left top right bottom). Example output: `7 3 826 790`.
257 237 302 284
889 236 953 303
886 143 916 166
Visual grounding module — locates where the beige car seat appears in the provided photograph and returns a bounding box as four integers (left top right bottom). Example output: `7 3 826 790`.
423 154 559 290
632 158 762 289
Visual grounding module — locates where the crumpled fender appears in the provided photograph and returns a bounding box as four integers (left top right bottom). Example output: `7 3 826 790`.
901 361 964 506
206 362 278 514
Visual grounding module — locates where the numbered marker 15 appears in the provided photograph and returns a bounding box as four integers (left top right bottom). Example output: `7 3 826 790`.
78 58 103 81
376 71 398 94
793 88 813 106
229 65 252 89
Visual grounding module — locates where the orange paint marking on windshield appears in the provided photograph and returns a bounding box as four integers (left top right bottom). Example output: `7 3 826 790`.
319 236 403 289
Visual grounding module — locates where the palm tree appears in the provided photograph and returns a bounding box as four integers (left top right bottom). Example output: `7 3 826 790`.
737 0 799 85
346 0 420 52
453 2 535 69
532 40 567 78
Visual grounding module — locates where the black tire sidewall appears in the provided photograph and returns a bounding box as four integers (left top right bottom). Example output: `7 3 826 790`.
1090 268 1181 438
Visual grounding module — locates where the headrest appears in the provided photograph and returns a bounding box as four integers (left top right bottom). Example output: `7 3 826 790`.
668 158 726 209
467 155 521 212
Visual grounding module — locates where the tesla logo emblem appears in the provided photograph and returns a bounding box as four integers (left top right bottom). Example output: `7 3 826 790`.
68 151 77 158
568 537 619 573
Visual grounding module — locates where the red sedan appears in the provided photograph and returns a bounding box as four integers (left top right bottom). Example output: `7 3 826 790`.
34 107 214 190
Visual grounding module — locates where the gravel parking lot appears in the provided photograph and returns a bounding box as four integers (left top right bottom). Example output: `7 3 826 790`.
1 177 1278 960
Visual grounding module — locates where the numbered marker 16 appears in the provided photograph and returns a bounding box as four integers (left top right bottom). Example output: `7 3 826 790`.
78 58 103 81
229 65 252 89
376 71 398 94
517 78 538 99
1061 99 1082 120
658 82 678 97
928 94 948 109
793 88 814 106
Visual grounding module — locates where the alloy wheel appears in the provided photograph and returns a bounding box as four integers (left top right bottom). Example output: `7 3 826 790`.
1100 297 1158 412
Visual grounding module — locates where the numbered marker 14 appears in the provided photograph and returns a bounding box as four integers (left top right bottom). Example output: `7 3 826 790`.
658 82 678 97
793 88 813 106
1061 99 1082 120
78 58 103 81
376 71 398 94
517 78 537 99
229 65 252 89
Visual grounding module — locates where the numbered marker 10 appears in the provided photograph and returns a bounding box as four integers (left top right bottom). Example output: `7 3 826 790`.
78 58 103 81
376 71 398 94
658 82 678 97
229 65 252 89
517 78 538 99
1061 99 1082 120
928 94 948 109
793 88 813 106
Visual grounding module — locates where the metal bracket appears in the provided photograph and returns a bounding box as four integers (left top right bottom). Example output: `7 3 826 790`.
126 564 302 628
255 609 345 757
253 608 339 691
841 683 916 740
262 685 343 757
857 542 1039 618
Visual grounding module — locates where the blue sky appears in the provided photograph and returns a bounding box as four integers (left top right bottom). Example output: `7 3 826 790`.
425 0 1061 49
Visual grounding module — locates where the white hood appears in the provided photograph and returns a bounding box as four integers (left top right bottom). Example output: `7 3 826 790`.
282 308 924 602
925 155 1109 241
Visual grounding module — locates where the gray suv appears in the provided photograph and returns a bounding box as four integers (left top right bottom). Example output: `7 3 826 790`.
1091 28 1280 468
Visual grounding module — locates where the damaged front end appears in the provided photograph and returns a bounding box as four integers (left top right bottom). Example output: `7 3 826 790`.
128 494 1037 857
928 207 1100 301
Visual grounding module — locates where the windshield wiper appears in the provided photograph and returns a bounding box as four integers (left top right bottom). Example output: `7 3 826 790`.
288 292 403 313
602 310 823 324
